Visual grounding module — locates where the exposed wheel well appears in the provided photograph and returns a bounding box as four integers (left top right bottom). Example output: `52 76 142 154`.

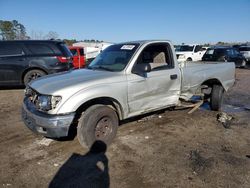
75 97 123 121
201 79 223 88
22 68 48 84
198 79 223 97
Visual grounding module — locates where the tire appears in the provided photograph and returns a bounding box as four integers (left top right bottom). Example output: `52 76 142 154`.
218 56 227 62
23 69 46 85
242 60 246 68
210 85 224 111
186 58 192 61
77 104 118 148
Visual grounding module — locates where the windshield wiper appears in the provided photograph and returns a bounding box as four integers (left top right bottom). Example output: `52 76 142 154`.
89 65 114 72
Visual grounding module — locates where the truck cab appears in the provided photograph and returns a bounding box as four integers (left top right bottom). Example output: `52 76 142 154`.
68 46 85 68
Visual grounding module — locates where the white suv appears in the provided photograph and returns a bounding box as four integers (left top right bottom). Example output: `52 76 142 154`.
176 44 207 62
239 46 250 62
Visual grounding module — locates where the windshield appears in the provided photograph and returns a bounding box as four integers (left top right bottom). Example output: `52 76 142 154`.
205 48 214 55
177 45 194 52
88 43 139 72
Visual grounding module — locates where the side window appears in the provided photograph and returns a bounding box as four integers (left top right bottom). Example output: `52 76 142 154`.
136 43 173 71
70 49 78 56
194 45 202 52
226 49 234 56
233 49 240 55
0 43 24 56
25 44 54 55
79 48 84 55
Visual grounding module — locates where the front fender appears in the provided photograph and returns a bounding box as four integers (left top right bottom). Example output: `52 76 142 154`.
56 82 128 118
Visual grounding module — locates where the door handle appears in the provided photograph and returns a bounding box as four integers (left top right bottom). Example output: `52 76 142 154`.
170 74 177 80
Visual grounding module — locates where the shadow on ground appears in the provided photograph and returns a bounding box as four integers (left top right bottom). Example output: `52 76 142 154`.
49 140 109 188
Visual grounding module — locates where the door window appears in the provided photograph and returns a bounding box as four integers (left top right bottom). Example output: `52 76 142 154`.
25 44 54 55
0 43 24 56
226 49 234 57
135 43 173 71
232 49 241 56
194 45 202 52
70 49 78 56
79 48 84 55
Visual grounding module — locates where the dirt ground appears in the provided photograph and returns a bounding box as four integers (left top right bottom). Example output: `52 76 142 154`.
0 69 250 188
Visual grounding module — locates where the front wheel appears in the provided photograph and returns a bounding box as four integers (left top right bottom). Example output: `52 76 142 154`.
210 85 224 111
77 104 118 148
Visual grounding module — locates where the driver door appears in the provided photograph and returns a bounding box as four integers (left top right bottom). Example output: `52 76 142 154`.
127 43 181 117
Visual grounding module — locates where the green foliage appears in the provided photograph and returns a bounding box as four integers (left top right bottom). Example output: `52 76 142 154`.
0 20 28 40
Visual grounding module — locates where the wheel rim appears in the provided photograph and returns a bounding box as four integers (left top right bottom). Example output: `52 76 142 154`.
95 116 113 140
242 60 246 67
27 72 42 82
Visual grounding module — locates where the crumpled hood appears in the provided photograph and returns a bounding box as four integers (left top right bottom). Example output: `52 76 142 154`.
29 69 124 95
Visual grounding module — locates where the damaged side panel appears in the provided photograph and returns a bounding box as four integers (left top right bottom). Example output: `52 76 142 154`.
179 61 235 100
126 68 181 118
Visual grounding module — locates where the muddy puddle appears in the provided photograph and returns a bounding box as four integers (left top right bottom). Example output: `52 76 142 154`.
200 102 249 113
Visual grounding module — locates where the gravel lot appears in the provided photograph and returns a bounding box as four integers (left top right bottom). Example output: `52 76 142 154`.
0 69 250 188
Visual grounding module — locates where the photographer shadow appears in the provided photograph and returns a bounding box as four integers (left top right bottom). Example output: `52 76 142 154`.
49 140 109 188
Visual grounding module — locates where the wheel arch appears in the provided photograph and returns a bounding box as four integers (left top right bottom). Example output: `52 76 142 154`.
75 97 124 121
201 78 223 88
193 78 224 96
22 67 48 84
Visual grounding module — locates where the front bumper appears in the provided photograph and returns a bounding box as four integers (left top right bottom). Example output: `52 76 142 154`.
22 98 75 138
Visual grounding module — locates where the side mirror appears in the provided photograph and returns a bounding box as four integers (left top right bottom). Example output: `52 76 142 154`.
132 63 151 76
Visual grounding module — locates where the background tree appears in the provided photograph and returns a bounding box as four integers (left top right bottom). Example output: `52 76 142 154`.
30 30 45 39
63 39 77 46
0 20 28 40
30 30 59 40
45 31 59 40
0 20 16 40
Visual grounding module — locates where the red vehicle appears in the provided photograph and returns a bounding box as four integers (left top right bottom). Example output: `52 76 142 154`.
68 46 85 68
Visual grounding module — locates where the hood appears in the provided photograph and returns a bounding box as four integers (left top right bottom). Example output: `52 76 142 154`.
29 69 124 95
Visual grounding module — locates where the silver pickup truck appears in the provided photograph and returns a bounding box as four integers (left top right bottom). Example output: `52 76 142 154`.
22 40 235 148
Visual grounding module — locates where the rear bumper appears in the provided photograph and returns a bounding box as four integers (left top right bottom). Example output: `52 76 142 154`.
22 98 75 138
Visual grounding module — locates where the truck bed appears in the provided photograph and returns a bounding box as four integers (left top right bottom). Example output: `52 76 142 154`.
179 61 235 100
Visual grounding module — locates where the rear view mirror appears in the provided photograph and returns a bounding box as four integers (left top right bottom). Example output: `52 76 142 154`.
132 63 151 76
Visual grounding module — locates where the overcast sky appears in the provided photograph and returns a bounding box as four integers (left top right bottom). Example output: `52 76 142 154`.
1 0 250 44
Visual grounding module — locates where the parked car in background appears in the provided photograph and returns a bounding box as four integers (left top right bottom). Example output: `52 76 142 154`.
68 46 86 68
176 44 207 62
238 46 250 62
0 40 73 86
202 46 248 68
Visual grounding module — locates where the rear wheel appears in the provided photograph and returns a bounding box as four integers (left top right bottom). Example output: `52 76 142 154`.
242 60 247 68
210 85 224 111
186 58 192 61
77 104 118 148
23 69 46 85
